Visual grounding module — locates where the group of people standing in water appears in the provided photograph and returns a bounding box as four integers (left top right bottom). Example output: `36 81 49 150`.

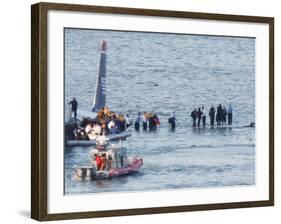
132 104 233 132
131 105 233 132
191 104 233 127
134 112 160 131
67 98 234 137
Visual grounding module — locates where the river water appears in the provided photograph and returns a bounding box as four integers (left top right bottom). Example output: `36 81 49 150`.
64 28 255 194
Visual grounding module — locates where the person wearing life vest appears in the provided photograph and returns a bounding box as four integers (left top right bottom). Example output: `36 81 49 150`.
95 139 107 170
149 113 159 131
155 114 160 126
95 154 106 171
100 154 107 170
95 155 102 170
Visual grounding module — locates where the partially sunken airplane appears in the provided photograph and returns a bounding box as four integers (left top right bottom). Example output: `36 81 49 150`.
65 40 131 147
92 40 107 112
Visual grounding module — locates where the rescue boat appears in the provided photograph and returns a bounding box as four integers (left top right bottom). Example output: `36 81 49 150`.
74 139 143 180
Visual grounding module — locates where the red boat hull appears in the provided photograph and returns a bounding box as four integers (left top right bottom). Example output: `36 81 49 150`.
74 156 143 180
108 156 143 177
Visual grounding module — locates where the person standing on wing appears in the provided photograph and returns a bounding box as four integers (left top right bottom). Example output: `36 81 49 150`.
168 112 177 131
227 104 233 125
125 113 132 129
142 112 148 131
134 112 142 131
202 106 206 127
222 106 227 125
216 104 223 125
197 107 203 127
69 97 78 119
209 105 216 126
191 109 197 128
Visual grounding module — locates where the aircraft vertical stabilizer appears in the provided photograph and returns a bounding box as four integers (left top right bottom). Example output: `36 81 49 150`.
92 40 107 112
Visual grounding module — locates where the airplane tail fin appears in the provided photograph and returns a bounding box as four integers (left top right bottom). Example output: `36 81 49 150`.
92 40 107 112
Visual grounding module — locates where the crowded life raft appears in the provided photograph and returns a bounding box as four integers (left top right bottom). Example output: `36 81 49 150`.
74 137 143 180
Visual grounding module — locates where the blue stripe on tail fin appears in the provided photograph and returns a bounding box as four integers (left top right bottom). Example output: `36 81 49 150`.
92 40 107 112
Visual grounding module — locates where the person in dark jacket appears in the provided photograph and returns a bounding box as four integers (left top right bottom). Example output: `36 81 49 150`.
202 106 206 127
69 97 78 119
191 109 197 127
209 105 216 126
149 114 158 131
216 104 223 125
152 114 160 131
227 104 233 125
115 117 125 132
197 108 203 127
222 106 227 125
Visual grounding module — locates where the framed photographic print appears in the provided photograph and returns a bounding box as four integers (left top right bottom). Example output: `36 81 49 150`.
31 2 274 221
